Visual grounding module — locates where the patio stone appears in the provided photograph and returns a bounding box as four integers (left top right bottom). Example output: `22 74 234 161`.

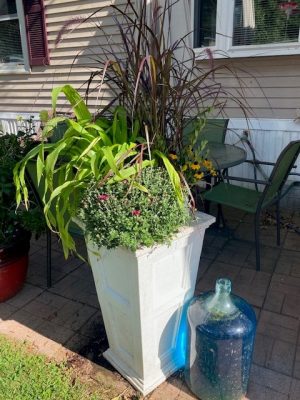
247 382 288 400
146 376 197 400
253 333 274 367
196 257 212 282
293 346 300 379
264 289 285 313
257 310 299 344
49 269 99 308
27 246 84 287
269 273 300 297
79 311 104 339
9 309 46 331
52 302 97 331
215 240 252 266
275 249 300 277
282 293 300 318
0 190 299 399
249 364 292 395
64 332 92 353
5 283 44 308
0 303 18 320
234 222 255 242
195 261 241 294
265 339 295 375
37 320 75 344
290 379 300 400
283 231 300 251
244 246 280 273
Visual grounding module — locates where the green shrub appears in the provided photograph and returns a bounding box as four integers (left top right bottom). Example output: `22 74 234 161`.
80 168 190 251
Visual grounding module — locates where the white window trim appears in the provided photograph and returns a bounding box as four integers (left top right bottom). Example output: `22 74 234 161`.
192 0 300 59
0 0 30 74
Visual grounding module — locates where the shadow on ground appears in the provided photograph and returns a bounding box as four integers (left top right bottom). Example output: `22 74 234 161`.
0 185 299 399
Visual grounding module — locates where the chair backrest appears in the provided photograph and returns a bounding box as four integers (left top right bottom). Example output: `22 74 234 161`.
261 140 300 206
49 121 68 143
183 118 229 146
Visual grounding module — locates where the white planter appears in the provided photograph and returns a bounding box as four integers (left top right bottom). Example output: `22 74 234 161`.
86 212 215 395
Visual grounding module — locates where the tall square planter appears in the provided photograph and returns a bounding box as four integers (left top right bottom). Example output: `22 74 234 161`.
86 212 215 395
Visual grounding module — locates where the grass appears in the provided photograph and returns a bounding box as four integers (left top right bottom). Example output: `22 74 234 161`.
0 335 105 400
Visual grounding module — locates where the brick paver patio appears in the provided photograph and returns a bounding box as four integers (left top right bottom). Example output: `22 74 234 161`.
0 185 299 399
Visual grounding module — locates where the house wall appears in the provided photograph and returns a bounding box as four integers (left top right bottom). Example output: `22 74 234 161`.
0 1 300 176
0 0 300 120
214 56 300 120
0 0 127 115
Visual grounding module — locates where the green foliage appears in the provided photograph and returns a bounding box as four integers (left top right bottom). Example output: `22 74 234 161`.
80 168 189 251
14 85 184 258
80 0 248 153
253 0 300 44
0 127 44 245
0 335 103 400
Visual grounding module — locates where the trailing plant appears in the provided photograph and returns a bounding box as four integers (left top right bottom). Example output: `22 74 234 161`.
14 85 184 258
0 132 44 245
80 167 189 251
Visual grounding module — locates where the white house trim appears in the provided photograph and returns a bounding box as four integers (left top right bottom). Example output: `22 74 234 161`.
191 0 300 59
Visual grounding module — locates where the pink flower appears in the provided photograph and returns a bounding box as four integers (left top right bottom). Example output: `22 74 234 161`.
280 2 298 17
98 194 110 201
131 209 141 216
280 1 298 10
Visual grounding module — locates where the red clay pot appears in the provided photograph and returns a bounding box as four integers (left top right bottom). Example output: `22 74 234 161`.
0 231 31 302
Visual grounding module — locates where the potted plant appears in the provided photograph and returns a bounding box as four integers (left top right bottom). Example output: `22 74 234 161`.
12 0 250 393
13 86 214 394
0 124 44 302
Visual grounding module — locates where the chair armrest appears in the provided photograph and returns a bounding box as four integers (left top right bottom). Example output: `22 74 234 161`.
245 160 297 169
245 160 276 166
225 176 271 185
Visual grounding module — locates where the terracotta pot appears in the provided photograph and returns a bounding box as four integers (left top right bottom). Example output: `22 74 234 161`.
0 231 31 302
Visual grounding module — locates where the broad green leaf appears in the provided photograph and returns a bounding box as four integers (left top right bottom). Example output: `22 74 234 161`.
42 117 66 138
154 150 184 207
51 85 91 121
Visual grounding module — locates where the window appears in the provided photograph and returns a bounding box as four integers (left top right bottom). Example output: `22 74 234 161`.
0 0 29 71
0 0 49 73
193 0 300 58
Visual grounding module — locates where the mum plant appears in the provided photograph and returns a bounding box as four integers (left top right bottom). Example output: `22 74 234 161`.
81 167 189 251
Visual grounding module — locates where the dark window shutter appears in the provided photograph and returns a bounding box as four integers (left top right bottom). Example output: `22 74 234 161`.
23 0 49 66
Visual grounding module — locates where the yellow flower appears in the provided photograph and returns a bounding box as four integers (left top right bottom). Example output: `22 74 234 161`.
194 172 204 180
191 162 200 170
181 164 188 172
203 159 213 169
168 152 178 160
210 169 217 177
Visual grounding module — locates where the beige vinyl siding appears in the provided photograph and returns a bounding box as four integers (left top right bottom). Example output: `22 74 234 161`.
0 0 127 114
0 1 300 120
212 55 300 119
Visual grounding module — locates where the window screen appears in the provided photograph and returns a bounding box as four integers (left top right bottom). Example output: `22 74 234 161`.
194 0 218 47
0 20 23 63
0 0 17 16
0 0 23 65
233 0 300 46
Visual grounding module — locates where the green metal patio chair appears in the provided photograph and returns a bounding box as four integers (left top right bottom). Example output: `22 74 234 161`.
203 140 300 271
183 118 229 145
25 160 83 287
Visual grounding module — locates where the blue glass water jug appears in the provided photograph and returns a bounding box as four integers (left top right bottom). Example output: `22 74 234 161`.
185 278 256 400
